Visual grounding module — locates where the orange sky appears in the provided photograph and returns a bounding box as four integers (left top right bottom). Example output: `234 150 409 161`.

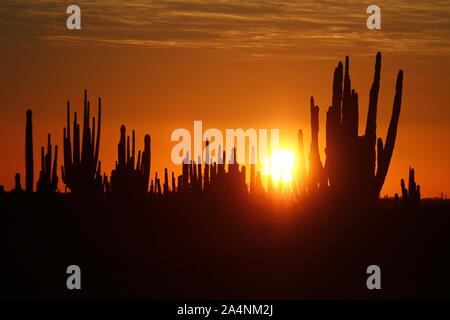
0 0 449 197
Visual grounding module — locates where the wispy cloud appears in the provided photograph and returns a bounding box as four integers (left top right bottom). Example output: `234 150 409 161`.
1 0 449 59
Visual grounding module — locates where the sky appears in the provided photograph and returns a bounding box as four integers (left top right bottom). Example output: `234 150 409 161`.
0 0 449 197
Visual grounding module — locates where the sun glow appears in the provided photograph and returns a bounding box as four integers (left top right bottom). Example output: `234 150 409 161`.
263 150 295 183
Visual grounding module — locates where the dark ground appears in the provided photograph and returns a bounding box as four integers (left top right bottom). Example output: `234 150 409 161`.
1 191 449 299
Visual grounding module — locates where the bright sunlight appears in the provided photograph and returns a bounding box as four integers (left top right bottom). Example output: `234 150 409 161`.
263 150 295 183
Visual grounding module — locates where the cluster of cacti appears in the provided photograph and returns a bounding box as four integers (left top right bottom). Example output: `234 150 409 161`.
161 144 249 197
401 167 421 208
110 125 151 197
10 102 256 199
296 52 404 204
186 157 204 193
177 157 202 193
61 90 103 195
150 171 163 195
7 53 405 207
208 148 247 195
14 109 58 193
11 91 259 201
36 134 58 193
149 168 176 196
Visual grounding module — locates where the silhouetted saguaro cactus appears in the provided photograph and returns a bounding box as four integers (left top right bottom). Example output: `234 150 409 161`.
61 90 103 195
299 52 403 204
25 110 33 192
401 167 420 208
37 134 58 193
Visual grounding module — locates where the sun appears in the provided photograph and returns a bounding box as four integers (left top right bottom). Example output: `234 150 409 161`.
263 150 295 183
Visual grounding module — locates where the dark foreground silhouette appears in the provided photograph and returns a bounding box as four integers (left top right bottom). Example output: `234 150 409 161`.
1 52 449 299
1 192 449 299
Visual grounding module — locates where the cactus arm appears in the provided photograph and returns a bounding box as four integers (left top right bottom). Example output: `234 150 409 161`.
131 130 135 170
297 129 307 195
81 92 89 163
73 112 80 165
308 97 325 192
332 61 343 119
365 52 381 143
143 134 151 192
93 98 101 167
66 101 71 142
91 117 96 160
351 90 359 137
310 97 319 148
375 70 403 193
118 125 126 169
67 108 72 166
401 178 407 200
25 109 34 192
46 134 52 176
137 150 141 172
52 145 58 190
342 56 353 134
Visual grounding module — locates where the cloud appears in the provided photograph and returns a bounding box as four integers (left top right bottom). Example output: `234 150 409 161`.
1 0 449 58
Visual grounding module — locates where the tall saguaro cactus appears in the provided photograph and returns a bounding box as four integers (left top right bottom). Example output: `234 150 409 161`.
325 52 403 202
298 52 404 204
61 90 103 195
25 109 33 192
